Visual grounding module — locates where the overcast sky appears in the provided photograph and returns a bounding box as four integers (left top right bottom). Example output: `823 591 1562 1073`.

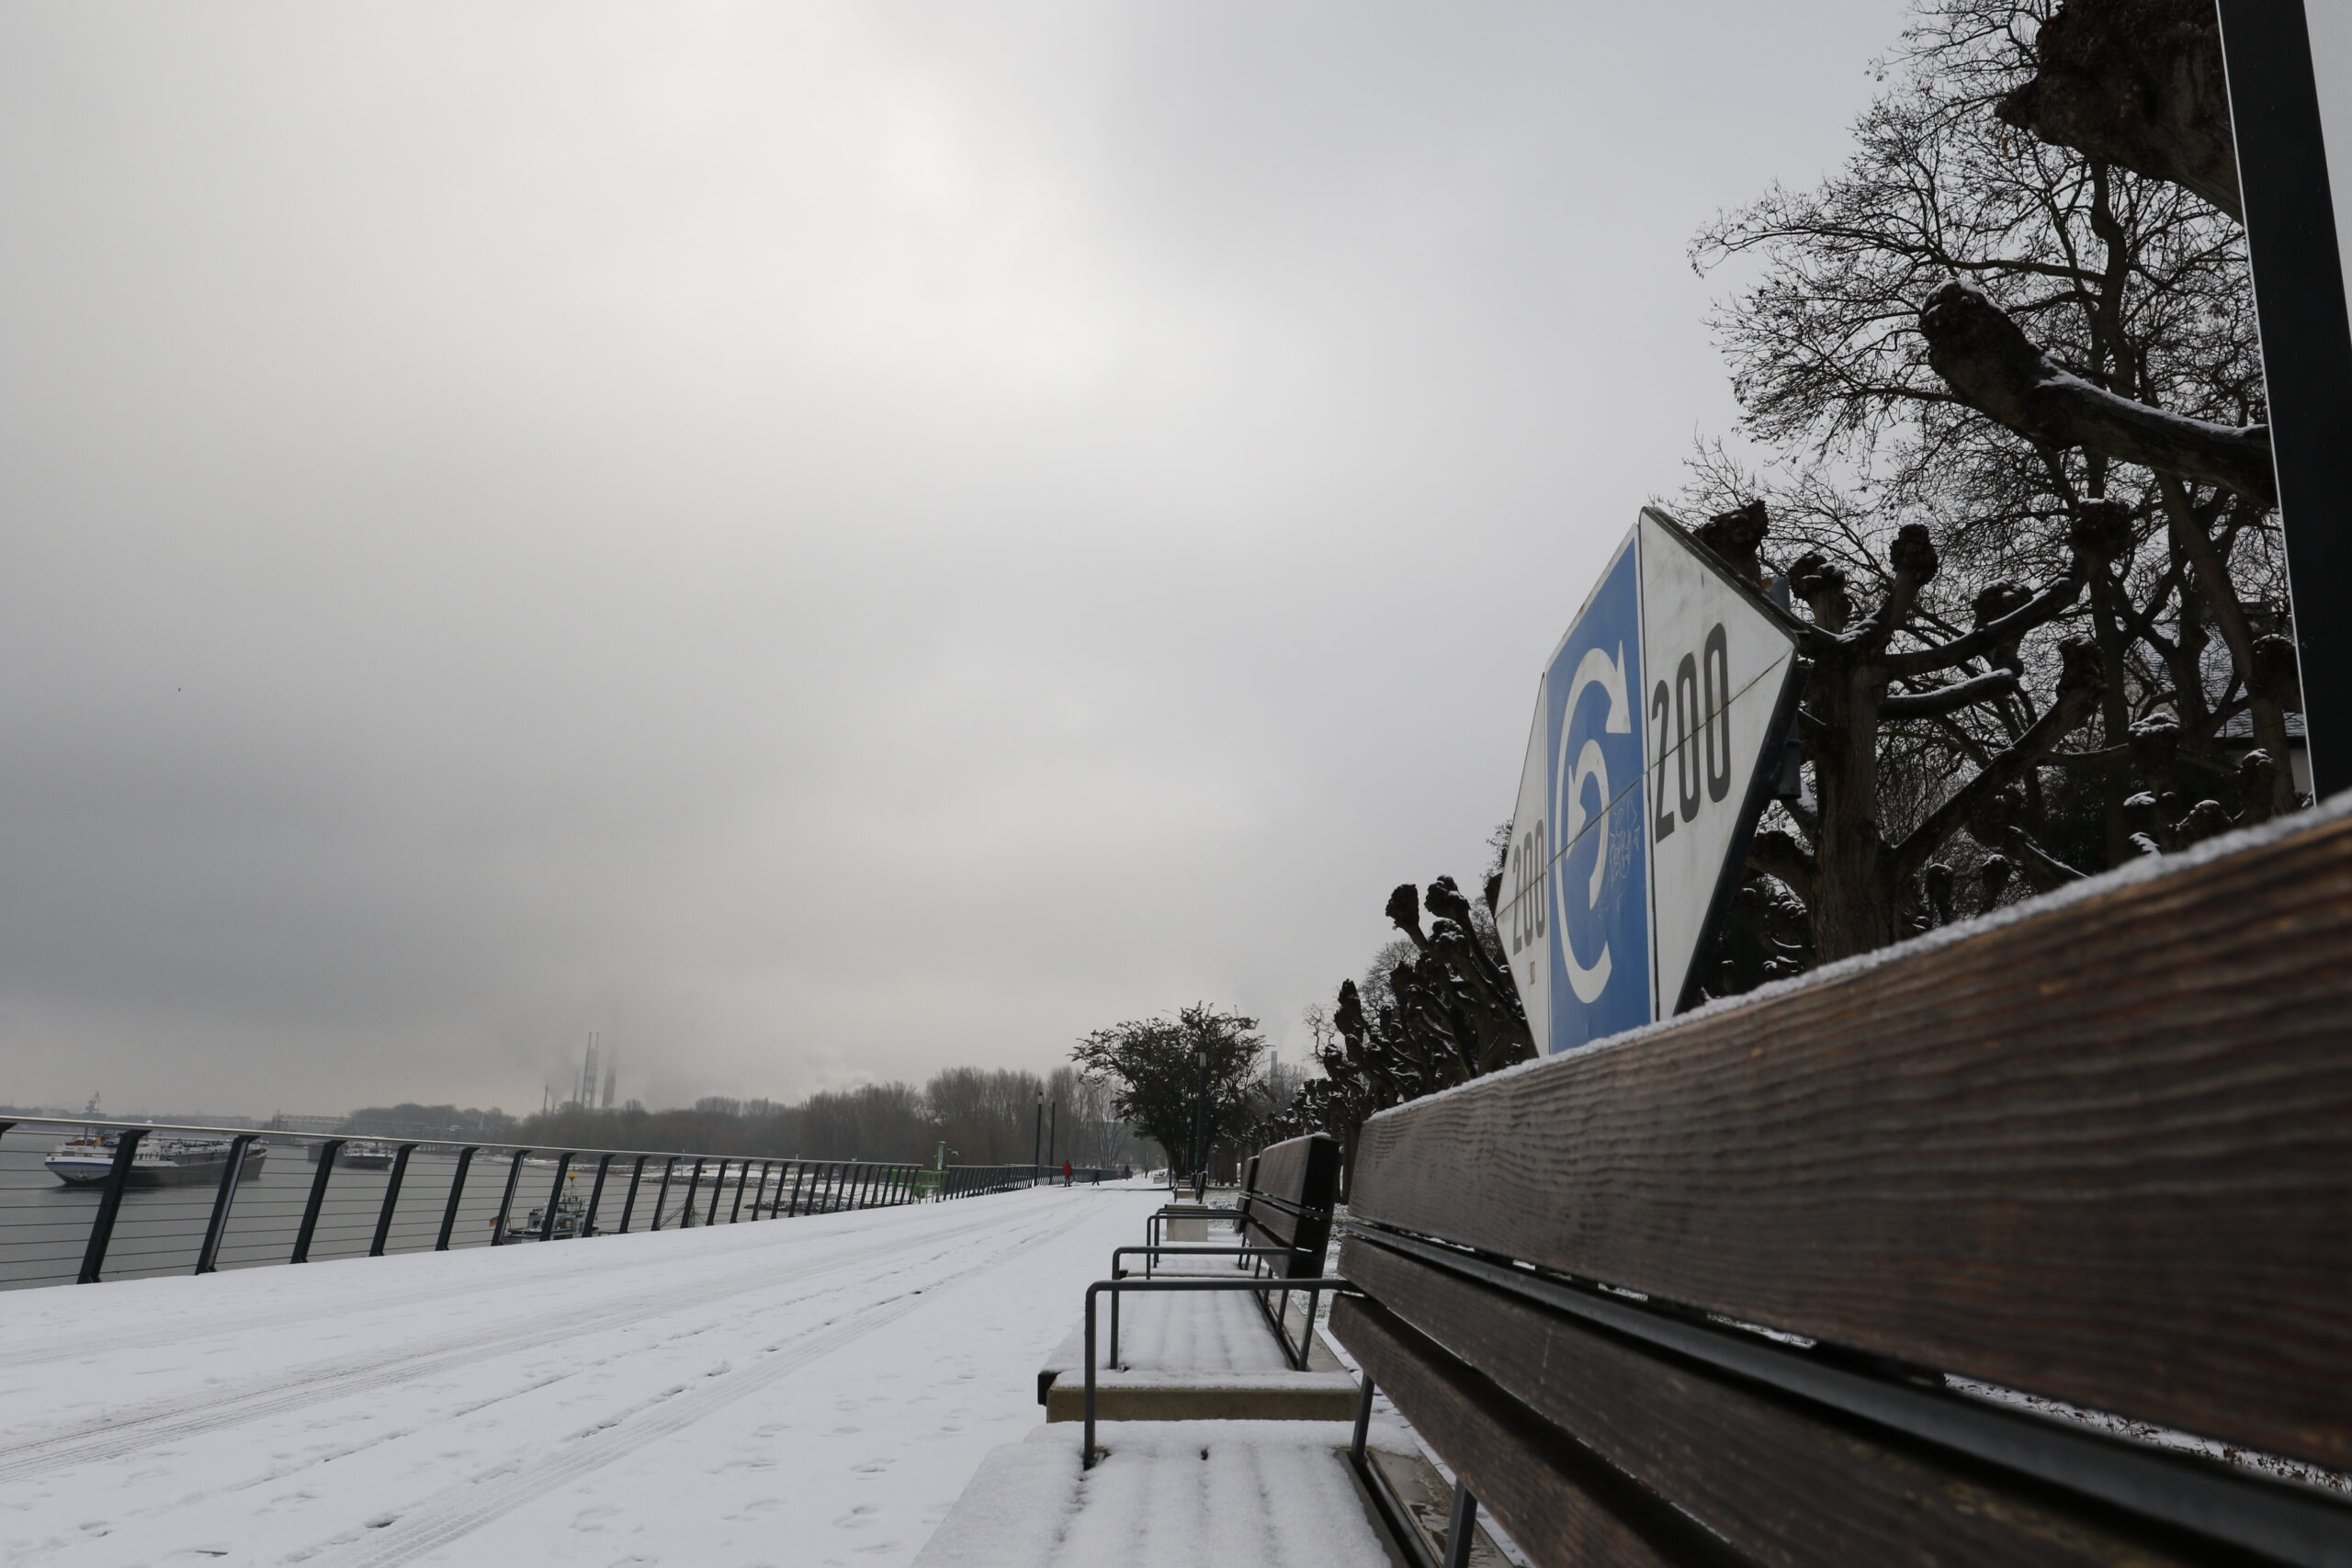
0 1 1905 1116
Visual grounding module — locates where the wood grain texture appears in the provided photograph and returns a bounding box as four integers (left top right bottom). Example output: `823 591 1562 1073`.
1330 1294 1693 1568
1340 1237 2216 1568
1350 808 2352 1469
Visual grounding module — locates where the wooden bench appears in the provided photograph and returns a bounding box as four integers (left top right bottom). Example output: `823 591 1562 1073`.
1331 799 2352 1566
1035 1132 1354 1423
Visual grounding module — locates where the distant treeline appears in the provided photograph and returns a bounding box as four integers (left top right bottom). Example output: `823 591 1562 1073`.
346 1067 1153 1167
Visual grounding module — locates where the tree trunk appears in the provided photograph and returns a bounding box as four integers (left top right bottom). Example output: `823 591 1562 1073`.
1806 663 1904 962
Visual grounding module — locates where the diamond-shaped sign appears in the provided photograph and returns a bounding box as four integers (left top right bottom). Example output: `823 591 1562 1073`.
1498 510 1804 1054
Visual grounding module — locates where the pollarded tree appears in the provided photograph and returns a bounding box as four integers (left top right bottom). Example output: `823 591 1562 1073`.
1686 0 2299 966
1687 498 2119 961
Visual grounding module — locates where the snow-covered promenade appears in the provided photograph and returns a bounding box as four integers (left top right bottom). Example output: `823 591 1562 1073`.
0 1182 1163 1568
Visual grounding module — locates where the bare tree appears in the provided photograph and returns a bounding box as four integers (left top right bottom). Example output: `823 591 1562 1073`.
1689 0 2299 952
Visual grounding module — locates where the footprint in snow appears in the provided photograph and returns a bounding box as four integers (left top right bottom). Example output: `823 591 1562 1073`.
832 1505 881 1529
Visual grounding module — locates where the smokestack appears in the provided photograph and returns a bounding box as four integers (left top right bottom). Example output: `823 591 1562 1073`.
601 1052 617 1110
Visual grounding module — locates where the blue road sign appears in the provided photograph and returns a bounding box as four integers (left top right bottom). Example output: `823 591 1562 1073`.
1503 513 1806 1055
1542 535 1651 1050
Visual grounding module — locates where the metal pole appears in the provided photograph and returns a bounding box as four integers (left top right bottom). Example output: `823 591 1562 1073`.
1192 1043 1210 1201
680 1158 706 1226
537 1152 574 1241
195 1133 257 1274
490 1148 530 1246
583 1153 615 1236
77 1128 149 1284
369 1143 419 1257
290 1139 346 1263
1048 1100 1057 1176
617 1155 648 1233
1442 1484 1479 1568
650 1156 676 1230
1033 1095 1043 1187
729 1161 750 1223
435 1146 479 1250
786 1161 806 1216
704 1159 728 1226
2218 0 2352 799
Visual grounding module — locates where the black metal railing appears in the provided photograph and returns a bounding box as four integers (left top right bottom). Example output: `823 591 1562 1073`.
931 1165 1120 1198
0 1114 1038 1292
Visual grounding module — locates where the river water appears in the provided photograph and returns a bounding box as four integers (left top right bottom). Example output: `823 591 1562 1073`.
0 1125 859 1291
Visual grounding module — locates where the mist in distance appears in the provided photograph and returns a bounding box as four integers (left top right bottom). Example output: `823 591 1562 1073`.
0 2 1901 1114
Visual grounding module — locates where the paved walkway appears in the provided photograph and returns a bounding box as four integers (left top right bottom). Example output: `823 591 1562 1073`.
0 1182 1163 1568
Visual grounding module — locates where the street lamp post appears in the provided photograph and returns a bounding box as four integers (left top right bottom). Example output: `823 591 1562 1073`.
1190 1042 1210 1202
1033 1092 1044 1188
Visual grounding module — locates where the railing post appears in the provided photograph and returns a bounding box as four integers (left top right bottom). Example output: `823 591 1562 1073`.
537 1152 575 1241
290 1139 346 1264
706 1159 729 1225
78 1128 149 1284
369 1143 419 1257
729 1162 750 1223
787 1161 808 1216
753 1160 774 1216
195 1133 257 1274
436 1146 480 1250
584 1153 615 1236
680 1158 706 1227
618 1155 648 1233
650 1156 676 1230
490 1148 531 1246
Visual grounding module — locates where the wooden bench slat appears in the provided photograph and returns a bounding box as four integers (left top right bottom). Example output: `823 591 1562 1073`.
1339 1236 2235 1568
1332 1294 1703 1568
1349 807 2352 1471
1238 1134 1339 1278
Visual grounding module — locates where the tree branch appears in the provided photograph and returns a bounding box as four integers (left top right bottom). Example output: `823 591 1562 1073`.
1883 570 2082 677
1894 637 2106 883
1746 828 1816 904
1919 281 2276 504
1880 668 2020 720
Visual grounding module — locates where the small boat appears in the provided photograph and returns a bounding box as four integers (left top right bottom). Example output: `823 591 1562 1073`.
46 1129 269 1188
338 1140 398 1170
499 1187 591 1241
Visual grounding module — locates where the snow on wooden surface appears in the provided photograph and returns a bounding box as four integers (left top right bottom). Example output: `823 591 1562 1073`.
913 1419 1414 1568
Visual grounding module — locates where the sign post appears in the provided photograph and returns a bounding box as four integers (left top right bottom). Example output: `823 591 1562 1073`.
2217 1 2352 800
1500 510 1804 1055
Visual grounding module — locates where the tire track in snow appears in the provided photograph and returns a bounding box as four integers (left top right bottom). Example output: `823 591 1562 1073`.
0 1202 1059 1483
288 1209 1070 1568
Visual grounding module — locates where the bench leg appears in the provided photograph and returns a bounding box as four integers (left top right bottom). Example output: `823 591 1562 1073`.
1442 1484 1478 1568
1351 1371 1374 1461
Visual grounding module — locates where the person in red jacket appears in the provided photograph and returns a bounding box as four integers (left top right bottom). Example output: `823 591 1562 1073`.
1060 1158 1072 1187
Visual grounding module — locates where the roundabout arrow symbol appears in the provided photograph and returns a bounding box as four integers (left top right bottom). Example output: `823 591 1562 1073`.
1556 643 1630 1005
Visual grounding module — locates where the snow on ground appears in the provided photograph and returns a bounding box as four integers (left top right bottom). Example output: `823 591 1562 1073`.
0 1182 1166 1568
